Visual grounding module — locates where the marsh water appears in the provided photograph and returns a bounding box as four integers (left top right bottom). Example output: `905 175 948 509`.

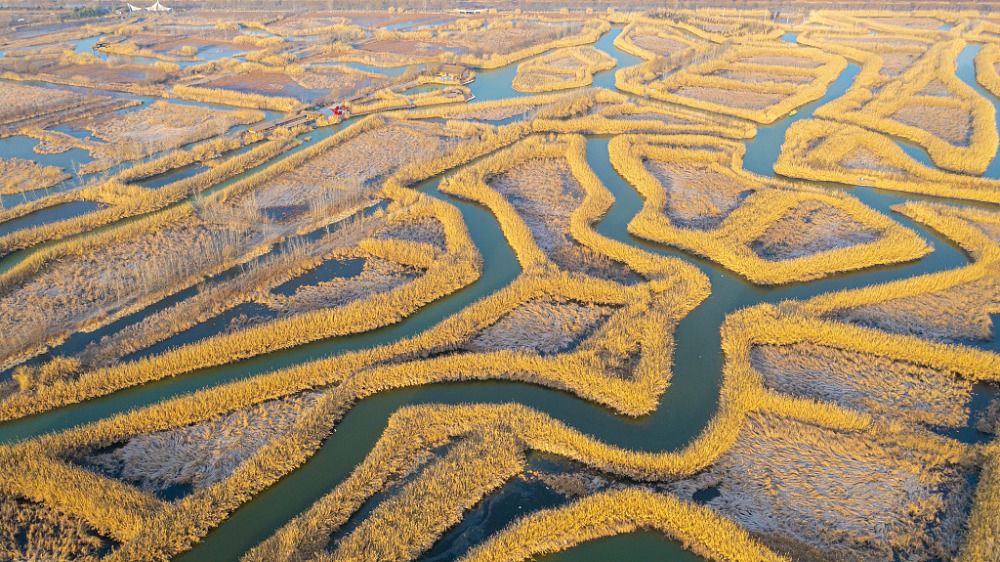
0 83 278 211
0 26 997 562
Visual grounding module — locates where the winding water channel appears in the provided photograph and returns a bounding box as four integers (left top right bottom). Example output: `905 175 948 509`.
0 26 998 561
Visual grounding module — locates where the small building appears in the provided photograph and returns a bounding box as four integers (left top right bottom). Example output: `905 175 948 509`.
438 63 472 82
454 1 485 14
146 1 171 12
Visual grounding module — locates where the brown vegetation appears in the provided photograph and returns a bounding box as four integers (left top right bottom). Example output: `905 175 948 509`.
0 157 68 195
0 116 527 419
975 42 1000 98
0 492 113 561
70 100 262 173
81 392 322 496
172 84 305 112
512 46 616 93
318 16 609 71
0 82 105 126
617 42 846 124
613 21 701 61
326 432 525 562
397 88 756 139
813 39 997 175
610 134 929 284
665 411 978 560
461 488 786 562
776 118 1000 204
631 9 783 43
0 135 295 260
0 204 271 376
751 342 971 428
2 11 999 562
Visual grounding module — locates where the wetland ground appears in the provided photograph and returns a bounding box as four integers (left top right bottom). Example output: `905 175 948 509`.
0 5 999 562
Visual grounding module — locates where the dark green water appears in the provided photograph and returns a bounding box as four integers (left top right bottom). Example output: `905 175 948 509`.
0 27 992 562
176 29 971 562
544 532 703 562
0 200 104 238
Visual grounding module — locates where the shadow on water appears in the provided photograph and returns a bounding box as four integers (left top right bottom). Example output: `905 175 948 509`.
0 201 104 238
271 257 365 297
545 532 703 562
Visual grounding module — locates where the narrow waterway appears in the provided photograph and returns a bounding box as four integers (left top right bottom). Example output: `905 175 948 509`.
853 41 1000 181
177 29 976 561
956 43 1000 179
0 113 341 278
0 26 993 562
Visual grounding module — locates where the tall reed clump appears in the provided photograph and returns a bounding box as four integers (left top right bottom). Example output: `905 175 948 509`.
439 131 711 289
630 9 783 43
974 43 1000 98
0 202 285 375
80 207 375 368
233 33 285 49
4 199 994 561
97 40 181 62
775 118 1000 204
460 488 788 562
351 85 471 115
171 84 304 112
609 134 929 284
248 370 942 562
0 266 681 560
457 19 611 70
795 27 930 104
250 232 997 558
392 88 584 122
0 375 366 560
0 124 308 369
616 41 846 124
0 158 68 195
958 446 1000 561
0 116 541 419
0 195 479 422
612 21 701 61
0 250 700 557
812 8 969 39
790 201 1000 349
0 490 114 560
966 19 1000 43
511 46 616 93
0 82 105 126
325 431 526 562
814 38 998 175
0 137 294 257
528 90 755 139
398 87 754 139
73 101 263 173
343 270 704 416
